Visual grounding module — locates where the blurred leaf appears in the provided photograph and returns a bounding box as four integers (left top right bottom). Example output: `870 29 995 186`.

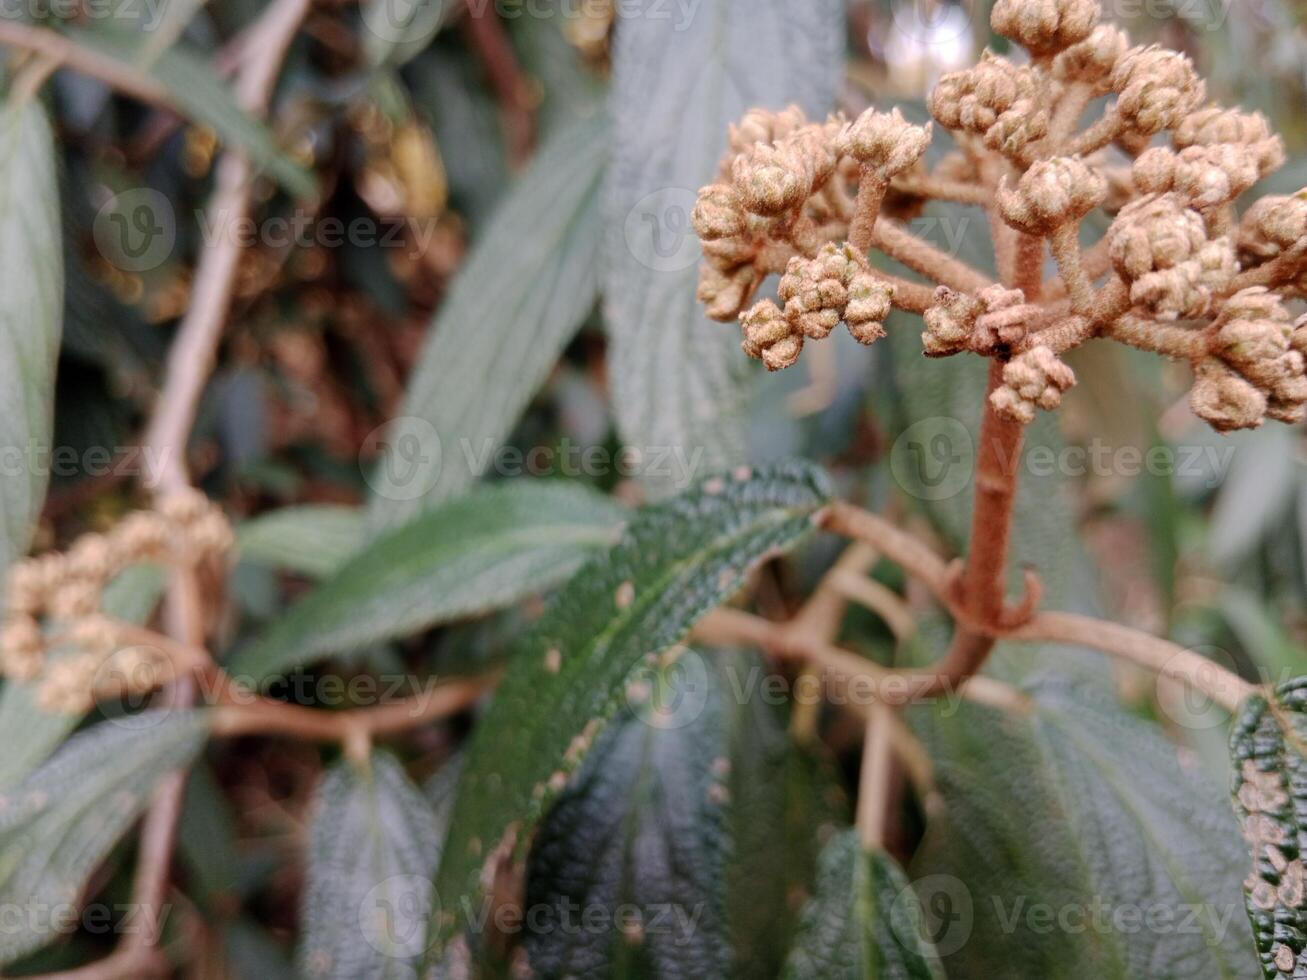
361 0 449 68
133 0 210 67
298 752 444 979
783 830 945 980
511 3 605 136
232 482 625 681
366 113 607 524
63 27 317 198
911 678 1256 979
603 0 844 497
0 562 165 788
0 711 209 966
0 100 62 580
1229 678 1306 980
235 504 365 579
1210 427 1299 566
1214 587 1303 686
428 461 831 958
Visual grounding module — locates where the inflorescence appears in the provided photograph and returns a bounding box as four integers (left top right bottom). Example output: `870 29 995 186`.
691 0 1307 433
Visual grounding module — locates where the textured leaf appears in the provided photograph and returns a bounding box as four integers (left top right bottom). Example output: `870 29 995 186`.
0 100 62 579
604 0 844 496
230 482 626 681
298 752 444 980
64 28 316 197
522 654 736 978
783 830 945 980
0 563 165 788
235 504 365 579
428 461 831 957
1229 678 1307 980
911 678 1256 979
0 711 209 965
366 114 607 524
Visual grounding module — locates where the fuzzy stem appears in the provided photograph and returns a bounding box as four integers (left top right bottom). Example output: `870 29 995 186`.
1048 223 1094 314
856 706 895 851
871 219 992 293
1048 82 1094 149
1064 111 1126 158
891 174 993 207
848 169 888 254
1105 315 1210 360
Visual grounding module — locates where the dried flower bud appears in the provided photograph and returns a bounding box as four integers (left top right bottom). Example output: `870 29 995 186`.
37 652 102 715
691 184 746 240
731 143 810 216
1 615 42 660
1054 24 1131 90
1133 145 1260 211
1108 194 1207 280
997 156 1106 234
47 580 100 620
923 287 985 357
160 487 210 527
1174 107 1285 176
845 274 895 344
1238 192 1307 261
1129 237 1236 320
698 264 760 323
741 300 803 371
991 0 1099 56
836 108 932 181
68 614 121 656
779 245 855 339
727 106 809 156
1190 358 1267 432
111 511 171 563
991 346 1077 423
66 533 114 583
5 560 47 616
931 53 1037 134
1203 288 1307 425
1110 46 1205 136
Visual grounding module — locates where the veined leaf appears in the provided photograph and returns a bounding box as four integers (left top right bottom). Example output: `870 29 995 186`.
230 482 626 681
0 563 167 788
366 113 607 524
0 711 209 965
1229 678 1307 980
783 830 945 980
428 461 831 958
298 752 445 980
911 678 1256 979
63 27 316 198
604 0 843 497
236 504 365 579
0 100 62 579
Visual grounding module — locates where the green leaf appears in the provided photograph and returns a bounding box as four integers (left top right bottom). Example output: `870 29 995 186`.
366 113 607 524
1209 427 1298 567
236 504 365 579
63 27 317 198
911 678 1257 979
298 752 444 979
522 654 736 978
1229 678 1307 980
428 461 831 958
783 830 945 980
604 0 844 497
0 100 62 579
0 711 209 965
230 482 626 681
0 563 166 788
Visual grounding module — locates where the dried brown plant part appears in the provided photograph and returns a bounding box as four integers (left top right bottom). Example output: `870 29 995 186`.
836 107 932 252
1067 45 1206 157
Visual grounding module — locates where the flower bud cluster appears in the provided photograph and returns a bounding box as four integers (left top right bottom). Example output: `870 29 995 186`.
991 346 1078 423
997 157 1106 235
929 53 1049 158
991 0 1099 57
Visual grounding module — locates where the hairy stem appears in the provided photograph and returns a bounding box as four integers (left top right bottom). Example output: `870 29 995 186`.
856 706 895 850
848 170 888 254
871 219 993 293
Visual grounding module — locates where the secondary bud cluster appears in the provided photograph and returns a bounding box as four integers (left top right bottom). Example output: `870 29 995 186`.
929 53 1048 158
998 157 1105 235
1 489 231 712
991 346 1077 423
990 0 1098 57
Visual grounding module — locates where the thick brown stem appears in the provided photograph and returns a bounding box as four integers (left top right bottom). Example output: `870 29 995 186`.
848 170 888 254
1048 223 1093 314
871 219 993 293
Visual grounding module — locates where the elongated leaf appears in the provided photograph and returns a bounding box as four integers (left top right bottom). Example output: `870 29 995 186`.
0 100 62 579
298 752 444 980
236 504 365 579
523 655 735 978
784 830 945 980
428 461 831 958
367 114 607 524
0 563 166 788
1229 678 1307 980
0 711 209 965
230 482 626 681
911 678 1256 979
604 0 844 496
63 28 316 197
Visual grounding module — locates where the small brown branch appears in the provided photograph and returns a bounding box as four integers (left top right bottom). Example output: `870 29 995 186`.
1064 111 1125 158
821 502 951 596
1105 315 1209 360
0 20 172 107
871 218 993 293
1048 223 1093 314
856 706 895 850
891 173 993 208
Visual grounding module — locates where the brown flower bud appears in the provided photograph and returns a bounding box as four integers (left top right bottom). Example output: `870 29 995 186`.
111 511 171 563
741 300 803 371
4 560 47 616
930 53 1035 133
1 615 42 659
731 143 810 216
727 105 809 156
997 156 1106 234
1190 358 1267 432
1174 106 1285 176
836 108 932 181
1108 194 1207 280
698 264 760 323
66 533 114 583
922 287 985 357
1133 145 1259 211
1205 287 1307 424
779 245 857 340
691 184 746 240
159 487 210 526
845 274 895 345
991 0 1099 56
1110 46 1205 136
991 346 1077 423
37 652 102 715
1129 237 1236 321
1054 24 1131 90
1237 192 1307 261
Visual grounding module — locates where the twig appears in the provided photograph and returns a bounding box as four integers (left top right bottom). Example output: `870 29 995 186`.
870 219 993 293
0 20 172 107
856 706 895 850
